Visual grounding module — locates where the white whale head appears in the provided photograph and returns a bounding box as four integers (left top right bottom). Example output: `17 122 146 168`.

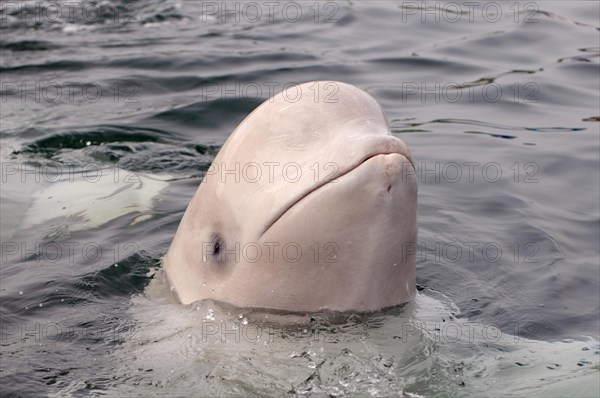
164 81 417 312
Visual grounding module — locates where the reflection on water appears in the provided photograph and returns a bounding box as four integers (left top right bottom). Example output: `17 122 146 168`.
1 0 598 396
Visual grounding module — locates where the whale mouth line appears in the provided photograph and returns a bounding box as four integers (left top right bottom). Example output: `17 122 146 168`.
258 151 410 239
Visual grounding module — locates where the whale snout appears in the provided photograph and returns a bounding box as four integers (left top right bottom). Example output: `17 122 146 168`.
344 151 416 207
371 152 416 196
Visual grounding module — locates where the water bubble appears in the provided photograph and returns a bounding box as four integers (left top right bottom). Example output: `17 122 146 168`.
39 303 43 307
114 263 119 267
86 141 91 146
18 291 23 295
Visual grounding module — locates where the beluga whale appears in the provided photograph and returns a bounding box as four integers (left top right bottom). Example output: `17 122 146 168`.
164 81 417 312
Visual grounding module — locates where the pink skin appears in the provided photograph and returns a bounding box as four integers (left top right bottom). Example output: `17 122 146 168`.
163 81 417 312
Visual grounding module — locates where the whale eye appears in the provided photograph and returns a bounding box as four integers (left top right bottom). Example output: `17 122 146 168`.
209 233 225 263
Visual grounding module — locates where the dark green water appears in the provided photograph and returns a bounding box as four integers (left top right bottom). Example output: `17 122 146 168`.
1 1 599 396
